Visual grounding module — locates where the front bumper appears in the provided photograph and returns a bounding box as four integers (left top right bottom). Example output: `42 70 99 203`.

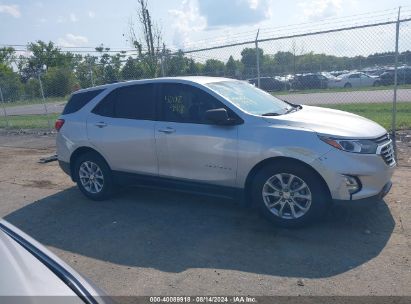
312 148 395 201
333 181 392 205
58 160 72 178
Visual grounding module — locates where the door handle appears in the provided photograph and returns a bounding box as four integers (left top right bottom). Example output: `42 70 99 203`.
95 122 107 128
158 127 175 134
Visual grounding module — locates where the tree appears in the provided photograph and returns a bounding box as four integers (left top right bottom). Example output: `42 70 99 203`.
18 41 77 82
240 47 264 78
42 67 75 97
0 65 23 102
241 48 264 68
187 58 203 75
94 45 122 84
225 56 243 78
0 47 15 67
122 57 146 80
24 78 41 99
0 47 22 101
166 50 189 76
203 59 225 76
74 55 96 88
129 0 163 77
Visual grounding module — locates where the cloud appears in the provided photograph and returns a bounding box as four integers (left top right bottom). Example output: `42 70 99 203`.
197 0 272 27
69 13 78 22
0 4 21 18
58 33 88 47
169 0 272 48
169 0 206 48
88 11 95 18
298 0 346 21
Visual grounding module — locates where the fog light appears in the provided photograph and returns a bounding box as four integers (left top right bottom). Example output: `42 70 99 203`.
343 175 360 194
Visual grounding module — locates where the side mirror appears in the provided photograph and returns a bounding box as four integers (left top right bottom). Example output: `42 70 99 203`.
205 108 237 126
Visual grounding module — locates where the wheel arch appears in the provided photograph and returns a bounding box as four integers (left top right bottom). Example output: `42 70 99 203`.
244 156 331 206
69 146 110 182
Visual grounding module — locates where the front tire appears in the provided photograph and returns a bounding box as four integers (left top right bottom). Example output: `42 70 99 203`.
344 83 352 88
252 162 330 228
74 152 114 201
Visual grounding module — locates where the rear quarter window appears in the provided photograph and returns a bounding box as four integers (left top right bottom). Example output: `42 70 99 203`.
62 89 104 115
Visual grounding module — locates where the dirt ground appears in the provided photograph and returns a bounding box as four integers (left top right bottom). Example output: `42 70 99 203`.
0 129 410 297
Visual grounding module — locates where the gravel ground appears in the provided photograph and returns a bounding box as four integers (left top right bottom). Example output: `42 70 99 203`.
0 130 410 298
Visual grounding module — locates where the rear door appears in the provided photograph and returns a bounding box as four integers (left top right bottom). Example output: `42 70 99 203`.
87 83 158 175
154 83 239 187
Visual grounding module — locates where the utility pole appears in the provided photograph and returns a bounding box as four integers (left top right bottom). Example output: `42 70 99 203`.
392 6 401 152
161 43 166 77
0 87 9 128
38 72 52 131
255 29 261 88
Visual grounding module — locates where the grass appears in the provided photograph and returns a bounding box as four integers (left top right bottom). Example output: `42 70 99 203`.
317 102 411 130
0 113 59 129
2 96 68 108
0 102 409 130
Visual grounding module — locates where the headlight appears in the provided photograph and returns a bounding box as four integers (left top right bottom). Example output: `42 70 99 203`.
319 136 377 154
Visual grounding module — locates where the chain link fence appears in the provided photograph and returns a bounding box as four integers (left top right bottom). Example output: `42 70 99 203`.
0 16 410 136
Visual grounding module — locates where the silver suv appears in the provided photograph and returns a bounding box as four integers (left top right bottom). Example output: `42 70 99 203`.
56 77 395 227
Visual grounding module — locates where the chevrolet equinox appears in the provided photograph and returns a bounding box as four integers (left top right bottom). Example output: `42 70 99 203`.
56 77 395 227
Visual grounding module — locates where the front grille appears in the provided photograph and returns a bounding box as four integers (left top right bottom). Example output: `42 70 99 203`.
371 133 395 166
379 141 396 166
374 133 390 145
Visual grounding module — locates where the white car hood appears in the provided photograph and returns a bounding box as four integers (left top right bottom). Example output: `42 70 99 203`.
0 219 109 301
0 228 78 297
263 105 387 138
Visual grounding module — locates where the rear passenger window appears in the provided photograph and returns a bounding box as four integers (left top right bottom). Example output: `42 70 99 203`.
92 84 155 120
63 89 104 115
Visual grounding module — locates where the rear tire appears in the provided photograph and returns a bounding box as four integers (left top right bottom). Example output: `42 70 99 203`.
344 83 352 88
74 152 114 201
251 162 330 228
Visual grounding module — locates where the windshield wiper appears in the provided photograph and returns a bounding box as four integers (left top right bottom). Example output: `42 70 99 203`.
261 112 282 116
282 99 303 110
261 104 302 116
284 104 303 114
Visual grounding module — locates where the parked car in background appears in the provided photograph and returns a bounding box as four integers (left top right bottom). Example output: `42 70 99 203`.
330 70 350 77
56 77 395 227
380 66 411 85
328 72 381 88
321 72 337 79
248 77 288 92
291 73 328 90
0 220 110 302
361 67 390 77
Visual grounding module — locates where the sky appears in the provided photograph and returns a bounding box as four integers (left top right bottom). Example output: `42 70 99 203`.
0 0 410 57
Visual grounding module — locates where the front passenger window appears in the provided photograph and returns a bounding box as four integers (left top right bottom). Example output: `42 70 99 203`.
160 84 224 124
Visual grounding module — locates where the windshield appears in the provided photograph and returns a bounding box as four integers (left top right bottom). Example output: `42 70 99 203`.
206 80 292 115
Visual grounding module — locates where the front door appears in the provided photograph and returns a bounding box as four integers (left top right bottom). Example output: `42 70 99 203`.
155 83 238 187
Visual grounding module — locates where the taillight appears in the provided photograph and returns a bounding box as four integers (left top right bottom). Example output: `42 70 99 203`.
55 119 65 131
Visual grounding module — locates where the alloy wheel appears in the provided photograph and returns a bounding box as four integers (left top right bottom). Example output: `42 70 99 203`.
79 161 104 194
262 173 312 219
